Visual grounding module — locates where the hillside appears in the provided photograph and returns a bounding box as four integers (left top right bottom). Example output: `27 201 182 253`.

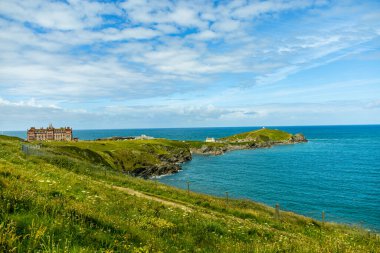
221 128 305 143
0 135 379 252
21 128 306 177
38 139 191 178
189 128 307 155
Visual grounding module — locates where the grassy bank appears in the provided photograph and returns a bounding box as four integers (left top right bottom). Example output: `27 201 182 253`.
33 138 191 177
221 128 293 142
0 135 379 252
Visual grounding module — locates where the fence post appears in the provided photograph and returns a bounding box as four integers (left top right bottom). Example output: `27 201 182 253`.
275 203 280 220
225 191 229 207
322 211 325 224
187 181 190 195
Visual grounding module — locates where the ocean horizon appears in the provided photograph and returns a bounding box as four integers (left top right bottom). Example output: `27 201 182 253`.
3 124 380 140
3 125 380 231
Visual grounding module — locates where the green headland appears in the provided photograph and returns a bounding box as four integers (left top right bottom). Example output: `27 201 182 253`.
0 129 379 252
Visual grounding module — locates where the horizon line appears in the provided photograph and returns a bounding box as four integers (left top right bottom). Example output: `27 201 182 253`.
2 123 380 132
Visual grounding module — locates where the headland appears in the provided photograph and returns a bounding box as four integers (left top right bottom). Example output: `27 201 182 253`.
23 128 306 178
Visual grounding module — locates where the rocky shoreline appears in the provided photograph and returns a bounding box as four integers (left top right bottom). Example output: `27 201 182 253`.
133 149 192 178
143 132 307 177
190 133 307 156
45 128 307 179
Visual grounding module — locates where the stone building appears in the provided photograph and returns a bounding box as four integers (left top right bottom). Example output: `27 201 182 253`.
27 124 73 141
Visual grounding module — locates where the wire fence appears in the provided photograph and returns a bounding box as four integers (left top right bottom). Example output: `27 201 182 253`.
21 144 379 233
21 144 44 156
153 177 379 232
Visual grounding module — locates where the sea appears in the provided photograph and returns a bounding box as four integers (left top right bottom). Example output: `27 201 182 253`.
4 125 380 231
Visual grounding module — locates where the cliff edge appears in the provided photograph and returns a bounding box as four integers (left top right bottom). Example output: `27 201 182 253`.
190 128 307 155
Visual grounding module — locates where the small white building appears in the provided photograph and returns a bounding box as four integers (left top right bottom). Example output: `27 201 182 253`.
205 137 216 143
135 134 154 140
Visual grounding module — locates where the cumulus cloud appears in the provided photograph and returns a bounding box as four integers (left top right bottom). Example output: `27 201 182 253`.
3 97 379 131
0 0 117 30
0 0 380 128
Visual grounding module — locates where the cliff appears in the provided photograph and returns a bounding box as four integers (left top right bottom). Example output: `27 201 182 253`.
39 139 191 178
0 134 378 252
190 128 307 155
24 128 306 177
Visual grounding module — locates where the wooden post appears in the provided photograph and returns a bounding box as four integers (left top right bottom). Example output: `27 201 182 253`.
275 203 280 220
187 181 190 195
322 211 325 224
226 191 229 207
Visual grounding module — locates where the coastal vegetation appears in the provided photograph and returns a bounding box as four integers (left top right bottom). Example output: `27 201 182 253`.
188 128 307 156
221 128 293 142
1 132 379 252
20 128 307 177
38 139 191 178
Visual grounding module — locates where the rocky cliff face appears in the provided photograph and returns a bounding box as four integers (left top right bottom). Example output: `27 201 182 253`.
290 133 307 143
107 130 307 177
190 132 307 156
38 130 306 178
131 148 192 178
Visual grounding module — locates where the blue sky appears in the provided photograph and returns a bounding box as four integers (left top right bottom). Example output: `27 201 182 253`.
0 0 380 130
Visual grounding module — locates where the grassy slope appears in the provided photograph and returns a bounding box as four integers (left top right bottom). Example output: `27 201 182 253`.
1 135 379 252
221 128 293 142
186 128 299 154
33 128 299 175
38 139 190 174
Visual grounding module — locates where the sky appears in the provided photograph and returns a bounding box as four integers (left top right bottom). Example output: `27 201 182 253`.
0 0 380 130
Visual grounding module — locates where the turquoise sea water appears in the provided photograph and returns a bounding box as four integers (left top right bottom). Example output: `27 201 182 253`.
4 125 380 231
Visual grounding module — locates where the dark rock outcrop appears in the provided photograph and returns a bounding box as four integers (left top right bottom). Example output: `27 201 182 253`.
131 163 182 178
290 133 307 143
190 145 228 155
190 133 307 156
132 148 192 178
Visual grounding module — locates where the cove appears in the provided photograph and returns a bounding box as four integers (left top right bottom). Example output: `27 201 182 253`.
159 125 380 231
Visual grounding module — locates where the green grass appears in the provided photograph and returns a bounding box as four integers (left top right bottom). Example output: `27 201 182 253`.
0 135 379 252
35 139 191 175
221 128 293 142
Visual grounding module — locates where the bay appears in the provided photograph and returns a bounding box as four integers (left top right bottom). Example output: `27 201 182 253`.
4 125 380 231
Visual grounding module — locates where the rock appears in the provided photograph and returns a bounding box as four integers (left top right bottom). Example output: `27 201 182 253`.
132 163 181 178
291 133 307 143
191 145 228 155
130 130 307 178
132 148 192 178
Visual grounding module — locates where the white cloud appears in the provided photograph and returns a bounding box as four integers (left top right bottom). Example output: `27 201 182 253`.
189 30 219 40
2 97 379 131
0 0 117 30
1 0 380 128
232 0 313 19
211 18 241 32
0 97 59 109
100 27 161 40
366 100 380 109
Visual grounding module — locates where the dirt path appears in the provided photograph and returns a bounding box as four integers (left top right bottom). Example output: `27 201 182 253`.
104 182 249 223
111 185 193 212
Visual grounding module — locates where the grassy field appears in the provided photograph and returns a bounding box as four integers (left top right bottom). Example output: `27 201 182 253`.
1 135 379 252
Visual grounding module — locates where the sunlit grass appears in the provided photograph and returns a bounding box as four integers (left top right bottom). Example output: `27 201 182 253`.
0 135 379 252
221 128 293 142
